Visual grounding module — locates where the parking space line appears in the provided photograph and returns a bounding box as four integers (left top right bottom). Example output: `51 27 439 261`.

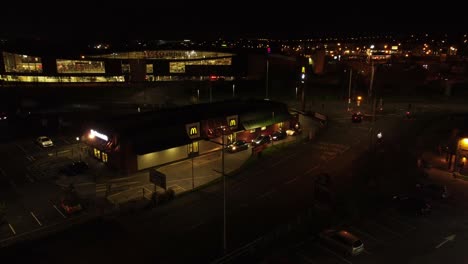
8 179 16 189
349 226 384 243
8 224 16 235
367 220 403 237
314 243 352 264
386 216 417 230
30 212 42 226
15 143 27 154
25 173 34 183
304 165 320 175
296 252 318 263
53 205 67 218
285 177 298 184
258 189 276 199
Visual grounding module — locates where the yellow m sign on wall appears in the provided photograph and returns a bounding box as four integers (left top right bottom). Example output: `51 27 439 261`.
185 122 200 139
226 115 238 130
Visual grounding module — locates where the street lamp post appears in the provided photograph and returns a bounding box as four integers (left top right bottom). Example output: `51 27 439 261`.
265 57 269 99
347 69 352 111
222 127 226 253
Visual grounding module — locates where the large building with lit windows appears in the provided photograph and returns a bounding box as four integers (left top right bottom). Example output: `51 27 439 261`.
0 49 238 83
83 99 299 175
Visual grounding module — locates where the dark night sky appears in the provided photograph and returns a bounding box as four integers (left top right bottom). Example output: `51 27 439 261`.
1 2 466 41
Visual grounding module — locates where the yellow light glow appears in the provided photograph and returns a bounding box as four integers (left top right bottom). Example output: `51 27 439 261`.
357 96 362 100
461 138 468 146
88 133 95 139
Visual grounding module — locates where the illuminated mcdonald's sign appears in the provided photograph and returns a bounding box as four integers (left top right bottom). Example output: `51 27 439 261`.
185 122 200 139
189 126 198 136
226 115 238 129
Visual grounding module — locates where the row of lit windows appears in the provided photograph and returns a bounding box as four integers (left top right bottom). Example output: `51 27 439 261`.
146 75 235 81
0 75 125 82
57 60 105 74
94 148 108 163
169 58 232 73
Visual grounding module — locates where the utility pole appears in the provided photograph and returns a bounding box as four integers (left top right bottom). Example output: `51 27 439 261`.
191 154 194 189
369 61 375 99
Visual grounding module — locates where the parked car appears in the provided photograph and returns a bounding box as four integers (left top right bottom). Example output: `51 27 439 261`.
319 229 365 256
226 140 249 153
351 112 363 123
416 182 450 200
36 136 54 147
392 195 431 215
60 187 83 215
271 130 287 141
251 135 271 147
59 161 89 176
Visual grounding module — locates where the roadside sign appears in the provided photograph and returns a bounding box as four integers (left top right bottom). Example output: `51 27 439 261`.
149 169 166 190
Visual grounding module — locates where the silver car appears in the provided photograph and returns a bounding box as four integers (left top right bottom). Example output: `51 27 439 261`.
36 136 54 147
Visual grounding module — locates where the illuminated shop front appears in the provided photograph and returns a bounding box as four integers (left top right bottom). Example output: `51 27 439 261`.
84 99 293 175
3 52 42 73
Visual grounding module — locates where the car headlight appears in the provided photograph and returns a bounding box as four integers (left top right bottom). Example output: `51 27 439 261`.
232 146 236 150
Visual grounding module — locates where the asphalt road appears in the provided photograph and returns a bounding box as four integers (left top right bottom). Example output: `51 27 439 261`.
0 102 404 263
1 99 466 264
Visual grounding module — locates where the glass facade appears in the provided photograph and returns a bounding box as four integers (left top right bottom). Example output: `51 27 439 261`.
57 60 105 74
3 52 42 73
169 58 232 73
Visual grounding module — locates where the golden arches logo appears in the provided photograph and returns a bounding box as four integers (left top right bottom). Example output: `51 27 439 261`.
189 126 198 136
229 118 236 127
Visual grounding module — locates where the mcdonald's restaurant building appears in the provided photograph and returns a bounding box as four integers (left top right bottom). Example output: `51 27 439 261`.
83 99 298 175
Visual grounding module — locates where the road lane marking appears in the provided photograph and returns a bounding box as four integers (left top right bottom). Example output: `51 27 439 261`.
259 189 276 199
271 154 297 167
30 212 42 226
189 221 204 230
386 216 416 230
8 179 16 189
314 243 352 264
25 173 34 183
53 205 67 218
0 167 7 177
304 165 320 175
296 252 318 263
349 226 384 243
286 177 298 184
367 220 403 237
8 224 16 235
